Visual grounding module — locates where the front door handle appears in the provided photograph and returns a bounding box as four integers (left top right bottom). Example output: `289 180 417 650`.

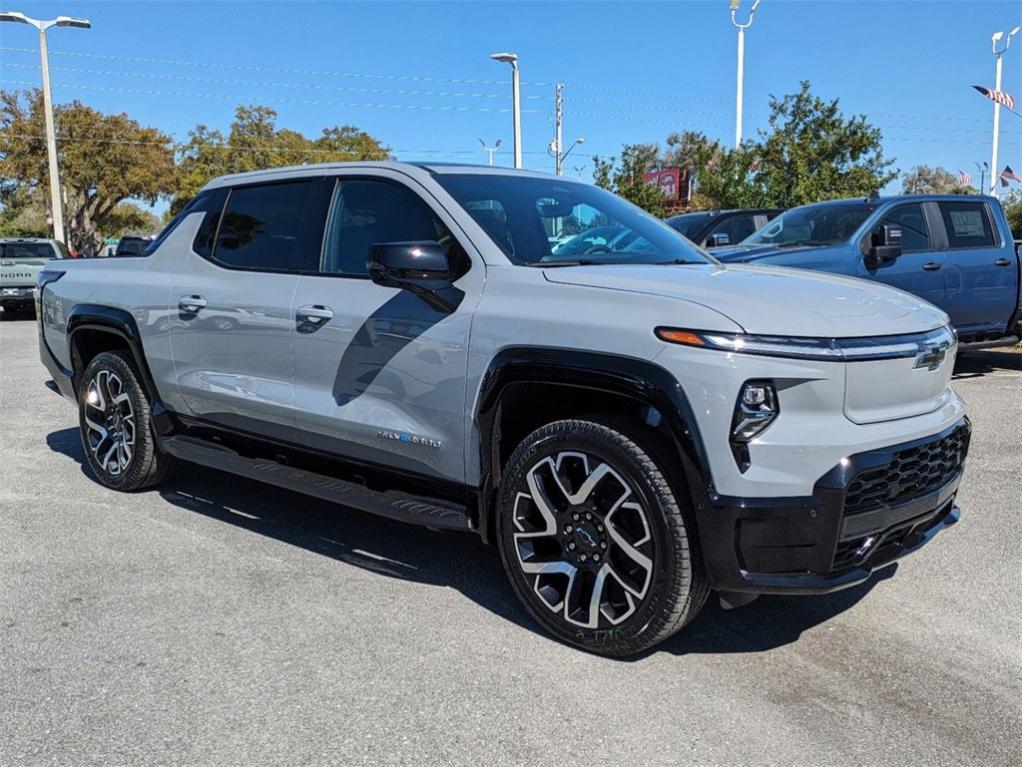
296 304 334 328
994 258 1011 267
178 295 207 313
921 262 943 271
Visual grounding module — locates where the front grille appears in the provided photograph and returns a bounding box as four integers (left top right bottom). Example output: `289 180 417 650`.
844 426 970 514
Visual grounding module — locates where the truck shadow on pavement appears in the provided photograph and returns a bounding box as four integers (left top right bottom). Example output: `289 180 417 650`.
953 349 1021 379
47 425 891 660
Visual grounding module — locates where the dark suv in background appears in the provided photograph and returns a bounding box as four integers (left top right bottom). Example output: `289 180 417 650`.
666 208 781 248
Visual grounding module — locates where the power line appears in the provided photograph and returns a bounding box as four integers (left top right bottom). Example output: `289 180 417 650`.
0 79 547 114
0 61 555 102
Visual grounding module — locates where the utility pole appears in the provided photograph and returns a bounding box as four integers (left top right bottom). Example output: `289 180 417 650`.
0 10 91 244
975 161 988 194
554 83 564 175
988 27 1019 194
729 0 761 148
549 84 584 177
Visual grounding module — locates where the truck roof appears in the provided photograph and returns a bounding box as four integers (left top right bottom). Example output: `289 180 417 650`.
203 160 566 190
792 193 1000 208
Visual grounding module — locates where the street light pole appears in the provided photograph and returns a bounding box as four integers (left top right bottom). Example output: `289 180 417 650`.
729 0 761 148
975 161 988 194
988 27 1019 195
490 52 521 169
479 138 502 166
0 10 91 244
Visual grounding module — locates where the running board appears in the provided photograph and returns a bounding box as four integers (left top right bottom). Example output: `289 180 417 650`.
159 435 473 532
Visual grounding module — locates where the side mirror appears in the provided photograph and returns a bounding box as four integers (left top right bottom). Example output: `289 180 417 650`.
367 241 461 312
708 232 731 248
867 223 903 266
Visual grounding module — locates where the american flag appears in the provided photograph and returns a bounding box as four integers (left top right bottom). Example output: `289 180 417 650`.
958 170 972 186
972 85 1016 110
1000 165 1021 187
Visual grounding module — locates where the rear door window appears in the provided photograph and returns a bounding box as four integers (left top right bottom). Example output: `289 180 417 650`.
710 215 757 245
938 202 997 249
213 180 326 272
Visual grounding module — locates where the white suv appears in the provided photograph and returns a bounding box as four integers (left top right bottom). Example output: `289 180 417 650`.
38 163 969 655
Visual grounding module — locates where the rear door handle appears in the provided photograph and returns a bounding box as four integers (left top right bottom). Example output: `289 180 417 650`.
178 295 207 313
296 304 334 326
921 262 943 271
994 258 1011 267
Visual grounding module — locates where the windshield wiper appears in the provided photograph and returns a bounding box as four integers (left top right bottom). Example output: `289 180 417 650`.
529 259 597 267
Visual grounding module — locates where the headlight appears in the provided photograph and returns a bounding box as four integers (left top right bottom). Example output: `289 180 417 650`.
655 325 955 363
730 380 779 472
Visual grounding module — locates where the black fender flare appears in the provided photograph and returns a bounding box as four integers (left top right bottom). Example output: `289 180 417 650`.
473 346 714 542
66 304 173 433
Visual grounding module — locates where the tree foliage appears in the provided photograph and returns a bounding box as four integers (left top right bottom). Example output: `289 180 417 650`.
172 105 392 213
0 89 177 253
1002 191 1022 239
902 165 975 195
592 82 897 215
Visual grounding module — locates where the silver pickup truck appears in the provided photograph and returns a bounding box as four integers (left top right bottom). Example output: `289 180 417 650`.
36 162 970 656
1 237 67 315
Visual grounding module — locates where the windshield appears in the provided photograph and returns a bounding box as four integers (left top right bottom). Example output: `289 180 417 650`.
665 213 712 239
743 203 872 247
435 174 715 266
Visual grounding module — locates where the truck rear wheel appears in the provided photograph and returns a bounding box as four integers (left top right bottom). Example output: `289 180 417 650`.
496 418 707 657
78 350 175 491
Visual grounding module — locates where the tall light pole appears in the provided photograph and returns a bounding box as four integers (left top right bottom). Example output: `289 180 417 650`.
0 11 91 245
479 138 502 166
729 0 761 148
988 26 1020 195
975 161 989 194
490 52 521 169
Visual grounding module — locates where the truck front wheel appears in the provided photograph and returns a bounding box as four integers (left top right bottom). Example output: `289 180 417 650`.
496 418 707 657
78 350 175 491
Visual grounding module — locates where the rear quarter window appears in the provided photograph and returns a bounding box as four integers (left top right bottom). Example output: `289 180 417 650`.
939 202 997 249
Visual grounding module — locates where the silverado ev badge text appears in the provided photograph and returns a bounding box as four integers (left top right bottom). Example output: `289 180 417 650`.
914 342 949 371
377 429 443 449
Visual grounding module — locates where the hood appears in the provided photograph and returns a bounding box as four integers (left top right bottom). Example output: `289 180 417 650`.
542 263 947 337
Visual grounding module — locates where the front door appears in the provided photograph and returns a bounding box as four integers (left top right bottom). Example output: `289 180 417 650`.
290 173 481 484
169 178 330 436
860 202 947 310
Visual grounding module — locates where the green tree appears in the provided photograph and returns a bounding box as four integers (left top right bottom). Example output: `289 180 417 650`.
1002 191 1022 239
693 81 897 209
173 105 392 214
590 143 667 216
902 165 975 195
0 89 177 254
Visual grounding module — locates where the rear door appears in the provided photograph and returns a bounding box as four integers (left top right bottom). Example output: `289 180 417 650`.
168 178 332 435
859 202 947 309
937 200 1017 335
289 172 481 484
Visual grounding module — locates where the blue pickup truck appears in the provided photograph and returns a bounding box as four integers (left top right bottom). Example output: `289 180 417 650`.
713 195 1021 345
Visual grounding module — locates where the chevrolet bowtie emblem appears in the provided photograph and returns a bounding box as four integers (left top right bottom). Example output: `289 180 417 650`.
914 342 948 371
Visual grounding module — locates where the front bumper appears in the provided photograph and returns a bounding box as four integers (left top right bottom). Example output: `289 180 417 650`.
1 287 35 311
695 418 970 595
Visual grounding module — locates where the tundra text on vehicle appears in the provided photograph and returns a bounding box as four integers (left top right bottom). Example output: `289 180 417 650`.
37 163 970 656
713 194 1022 346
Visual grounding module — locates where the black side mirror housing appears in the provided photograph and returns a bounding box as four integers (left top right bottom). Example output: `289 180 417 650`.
867 223 903 266
708 231 731 248
367 241 462 312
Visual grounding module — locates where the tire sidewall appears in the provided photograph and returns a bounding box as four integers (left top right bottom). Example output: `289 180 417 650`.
496 422 691 655
78 351 154 491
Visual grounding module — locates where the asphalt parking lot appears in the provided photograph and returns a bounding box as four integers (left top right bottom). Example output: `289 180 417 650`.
1 313 1020 767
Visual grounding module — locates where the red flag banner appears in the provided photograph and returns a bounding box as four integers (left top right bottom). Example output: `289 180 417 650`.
643 168 682 201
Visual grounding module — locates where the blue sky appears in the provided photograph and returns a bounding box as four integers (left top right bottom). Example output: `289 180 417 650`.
1 0 1020 202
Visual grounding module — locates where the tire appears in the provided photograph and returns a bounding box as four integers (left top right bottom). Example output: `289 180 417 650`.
78 350 175 491
496 418 708 657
